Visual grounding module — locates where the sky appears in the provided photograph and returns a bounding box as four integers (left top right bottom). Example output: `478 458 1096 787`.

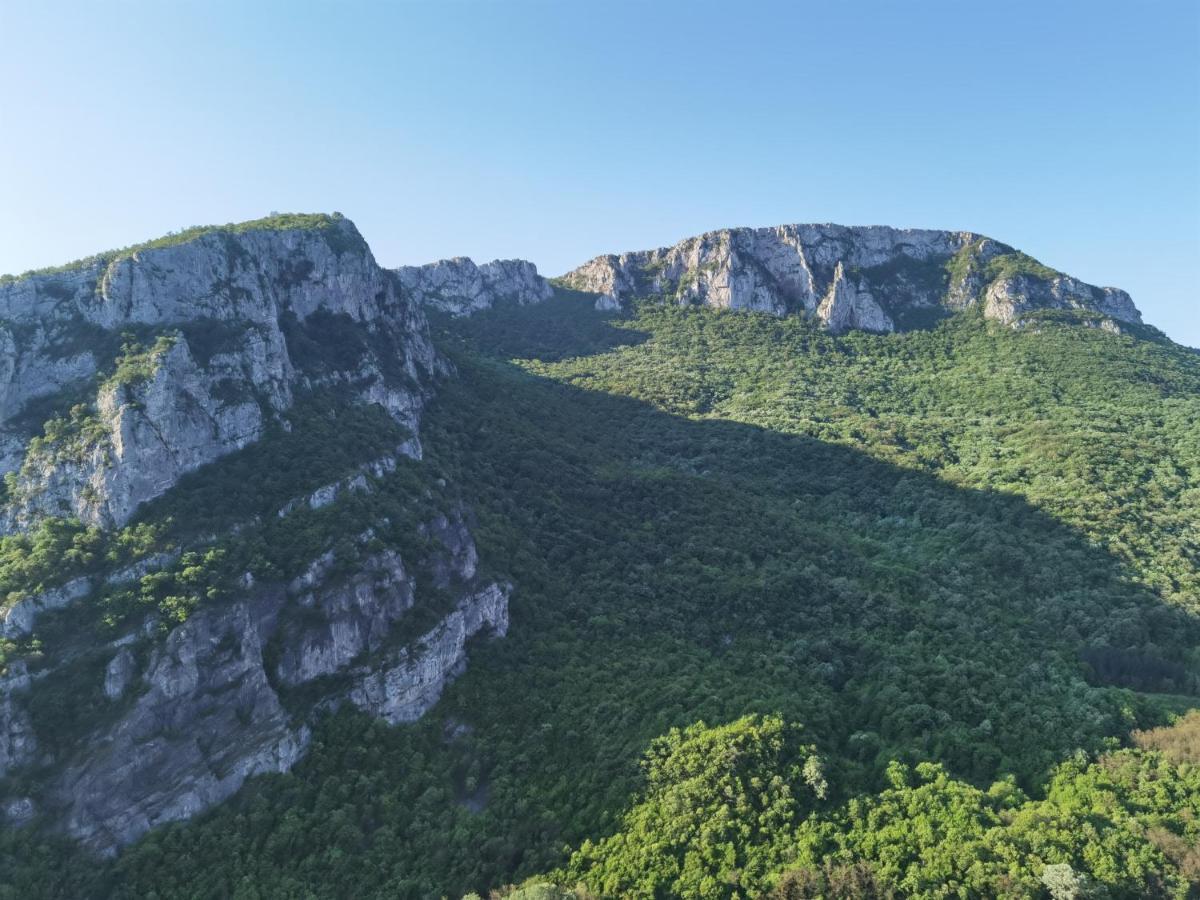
1 0 1197 345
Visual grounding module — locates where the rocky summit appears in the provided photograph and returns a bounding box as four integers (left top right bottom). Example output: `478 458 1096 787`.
561 224 1142 333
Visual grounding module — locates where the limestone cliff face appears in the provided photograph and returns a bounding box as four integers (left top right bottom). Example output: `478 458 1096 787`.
0 215 438 532
0 215 511 857
561 224 1142 333
396 256 554 316
39 515 508 855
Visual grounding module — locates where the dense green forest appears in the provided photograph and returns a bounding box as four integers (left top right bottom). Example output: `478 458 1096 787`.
2 296 1199 897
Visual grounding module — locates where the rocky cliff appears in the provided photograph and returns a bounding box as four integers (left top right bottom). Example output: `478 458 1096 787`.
0 214 438 532
0 214 510 856
49 517 508 854
395 256 553 316
561 224 1142 332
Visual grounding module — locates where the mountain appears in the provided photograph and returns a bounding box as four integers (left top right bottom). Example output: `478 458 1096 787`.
0 214 509 854
562 224 1142 333
1 215 1198 898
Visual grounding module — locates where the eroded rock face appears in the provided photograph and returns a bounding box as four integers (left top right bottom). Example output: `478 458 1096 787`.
54 592 305 854
0 216 439 532
983 272 1141 326
349 581 509 725
0 216 511 859
395 257 554 316
45 517 509 855
1 576 92 639
561 223 1142 332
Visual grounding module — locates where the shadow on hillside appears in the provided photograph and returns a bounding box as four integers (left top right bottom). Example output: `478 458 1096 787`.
426 329 1200 796
81 310 1200 897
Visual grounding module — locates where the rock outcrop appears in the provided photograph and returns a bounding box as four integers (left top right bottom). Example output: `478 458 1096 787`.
0 215 510 857
0 214 438 532
45 516 508 854
561 224 1142 333
349 581 509 724
396 257 554 316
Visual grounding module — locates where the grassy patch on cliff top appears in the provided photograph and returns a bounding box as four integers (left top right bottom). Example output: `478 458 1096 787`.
0 212 359 286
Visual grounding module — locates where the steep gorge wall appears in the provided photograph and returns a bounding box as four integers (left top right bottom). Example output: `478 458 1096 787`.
395 256 554 316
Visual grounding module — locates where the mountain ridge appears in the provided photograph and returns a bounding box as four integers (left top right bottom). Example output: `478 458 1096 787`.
560 222 1142 333
0 214 1151 339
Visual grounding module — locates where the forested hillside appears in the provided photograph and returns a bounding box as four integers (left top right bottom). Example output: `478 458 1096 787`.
5 291 1195 897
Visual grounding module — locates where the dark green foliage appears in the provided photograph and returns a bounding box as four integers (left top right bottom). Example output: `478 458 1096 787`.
984 250 1062 283
2 296 1198 897
105 333 176 388
0 518 105 604
554 717 1200 898
560 715 825 898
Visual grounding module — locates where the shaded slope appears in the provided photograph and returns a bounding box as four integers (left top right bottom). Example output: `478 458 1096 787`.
37 297 1199 897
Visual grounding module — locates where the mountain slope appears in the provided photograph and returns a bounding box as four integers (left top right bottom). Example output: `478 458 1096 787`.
0 214 509 853
0 220 1197 897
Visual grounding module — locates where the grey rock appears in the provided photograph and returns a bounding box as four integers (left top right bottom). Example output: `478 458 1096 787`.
561 223 1142 332
274 550 415 686
2 796 35 826
348 580 510 724
0 217 439 534
1 575 93 639
395 257 553 316
983 272 1139 326
0 662 37 778
103 647 137 700
816 262 894 334
53 593 305 853
105 550 182 587
39 522 507 854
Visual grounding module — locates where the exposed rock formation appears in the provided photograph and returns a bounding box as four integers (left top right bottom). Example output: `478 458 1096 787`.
349 581 509 724
561 224 1142 332
0 212 1149 862
0 215 510 857
45 517 508 854
1 576 91 639
396 257 553 316
0 214 438 532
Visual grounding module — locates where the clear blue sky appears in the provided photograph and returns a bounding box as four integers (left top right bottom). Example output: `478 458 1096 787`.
2 1 1197 345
